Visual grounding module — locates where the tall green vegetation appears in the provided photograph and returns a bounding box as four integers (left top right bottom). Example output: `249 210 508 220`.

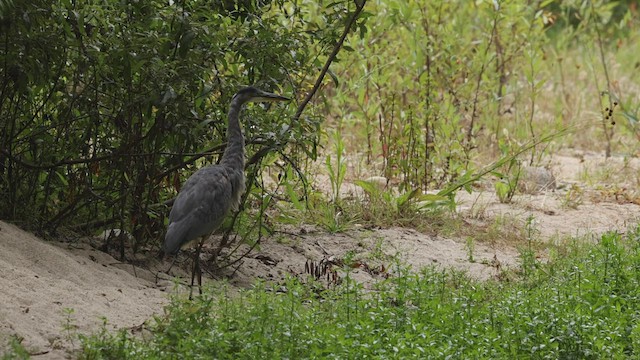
0 0 365 253
326 0 638 194
328 1 548 191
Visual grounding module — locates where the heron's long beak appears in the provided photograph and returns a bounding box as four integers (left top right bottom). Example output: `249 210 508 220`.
255 90 290 102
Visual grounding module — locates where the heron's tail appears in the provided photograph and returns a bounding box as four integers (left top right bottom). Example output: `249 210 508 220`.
164 222 187 255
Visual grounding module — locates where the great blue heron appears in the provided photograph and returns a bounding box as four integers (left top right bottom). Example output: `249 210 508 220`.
164 86 290 297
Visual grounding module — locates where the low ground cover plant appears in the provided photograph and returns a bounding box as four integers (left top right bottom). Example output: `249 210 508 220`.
77 228 640 359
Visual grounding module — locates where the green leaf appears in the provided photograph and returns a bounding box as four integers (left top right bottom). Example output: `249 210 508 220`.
397 188 420 207
354 180 380 196
55 171 69 186
327 68 340 87
285 181 304 211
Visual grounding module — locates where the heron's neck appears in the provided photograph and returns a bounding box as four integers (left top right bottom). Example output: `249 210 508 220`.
220 98 245 171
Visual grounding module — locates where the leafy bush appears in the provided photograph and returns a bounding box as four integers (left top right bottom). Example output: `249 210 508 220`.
0 0 362 252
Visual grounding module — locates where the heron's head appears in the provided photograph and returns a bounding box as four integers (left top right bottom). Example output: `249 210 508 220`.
233 86 290 105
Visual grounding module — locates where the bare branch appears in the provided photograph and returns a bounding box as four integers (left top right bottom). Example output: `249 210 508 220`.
246 0 368 167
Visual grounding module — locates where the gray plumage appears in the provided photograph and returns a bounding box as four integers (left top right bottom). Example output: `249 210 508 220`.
164 87 289 257
164 165 245 254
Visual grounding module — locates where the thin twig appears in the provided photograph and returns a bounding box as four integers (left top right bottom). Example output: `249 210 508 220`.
246 0 368 166
292 1 367 122
590 1 614 158
466 4 500 147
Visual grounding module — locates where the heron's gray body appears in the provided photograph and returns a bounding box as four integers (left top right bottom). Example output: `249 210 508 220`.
164 165 245 255
164 87 288 261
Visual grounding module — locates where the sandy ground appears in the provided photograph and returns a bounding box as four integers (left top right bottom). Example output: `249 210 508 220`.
457 151 640 241
0 221 169 359
0 221 518 359
2 151 640 358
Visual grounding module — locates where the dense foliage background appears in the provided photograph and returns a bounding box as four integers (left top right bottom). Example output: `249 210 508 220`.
1 0 638 253
0 0 366 253
3 0 640 358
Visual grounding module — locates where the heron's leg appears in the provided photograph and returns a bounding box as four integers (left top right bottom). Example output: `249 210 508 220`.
155 254 179 287
165 253 178 274
189 237 205 300
196 233 217 294
189 232 215 299
197 260 203 295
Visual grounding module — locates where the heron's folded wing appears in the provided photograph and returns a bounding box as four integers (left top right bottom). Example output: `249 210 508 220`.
164 166 233 254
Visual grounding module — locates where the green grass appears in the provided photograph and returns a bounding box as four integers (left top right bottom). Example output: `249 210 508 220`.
77 228 640 359
1 337 29 360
